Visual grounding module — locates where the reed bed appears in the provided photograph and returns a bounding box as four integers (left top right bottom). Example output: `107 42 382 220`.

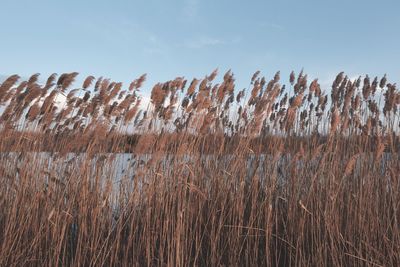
0 70 399 266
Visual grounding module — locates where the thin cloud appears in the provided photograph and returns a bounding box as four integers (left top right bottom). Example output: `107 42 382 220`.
182 0 199 20
183 36 225 49
258 21 285 31
76 18 167 55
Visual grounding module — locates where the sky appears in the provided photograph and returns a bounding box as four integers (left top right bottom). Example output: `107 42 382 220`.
1 0 399 96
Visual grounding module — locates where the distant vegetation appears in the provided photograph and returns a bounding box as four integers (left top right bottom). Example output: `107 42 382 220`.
0 70 399 266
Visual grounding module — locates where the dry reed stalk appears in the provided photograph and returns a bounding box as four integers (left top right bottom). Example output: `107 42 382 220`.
289 71 295 85
82 75 95 89
375 136 386 163
344 153 359 176
186 79 199 97
124 100 141 123
129 74 147 91
0 75 20 103
26 103 41 122
330 108 340 134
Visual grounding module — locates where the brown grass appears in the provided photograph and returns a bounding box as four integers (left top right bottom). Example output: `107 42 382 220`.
0 70 399 266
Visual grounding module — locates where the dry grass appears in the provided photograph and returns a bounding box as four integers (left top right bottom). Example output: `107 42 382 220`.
0 70 399 266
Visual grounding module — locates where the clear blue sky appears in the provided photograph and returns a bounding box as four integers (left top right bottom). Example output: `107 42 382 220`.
1 0 399 94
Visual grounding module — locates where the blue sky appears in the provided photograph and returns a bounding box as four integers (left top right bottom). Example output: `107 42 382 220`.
1 0 399 94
